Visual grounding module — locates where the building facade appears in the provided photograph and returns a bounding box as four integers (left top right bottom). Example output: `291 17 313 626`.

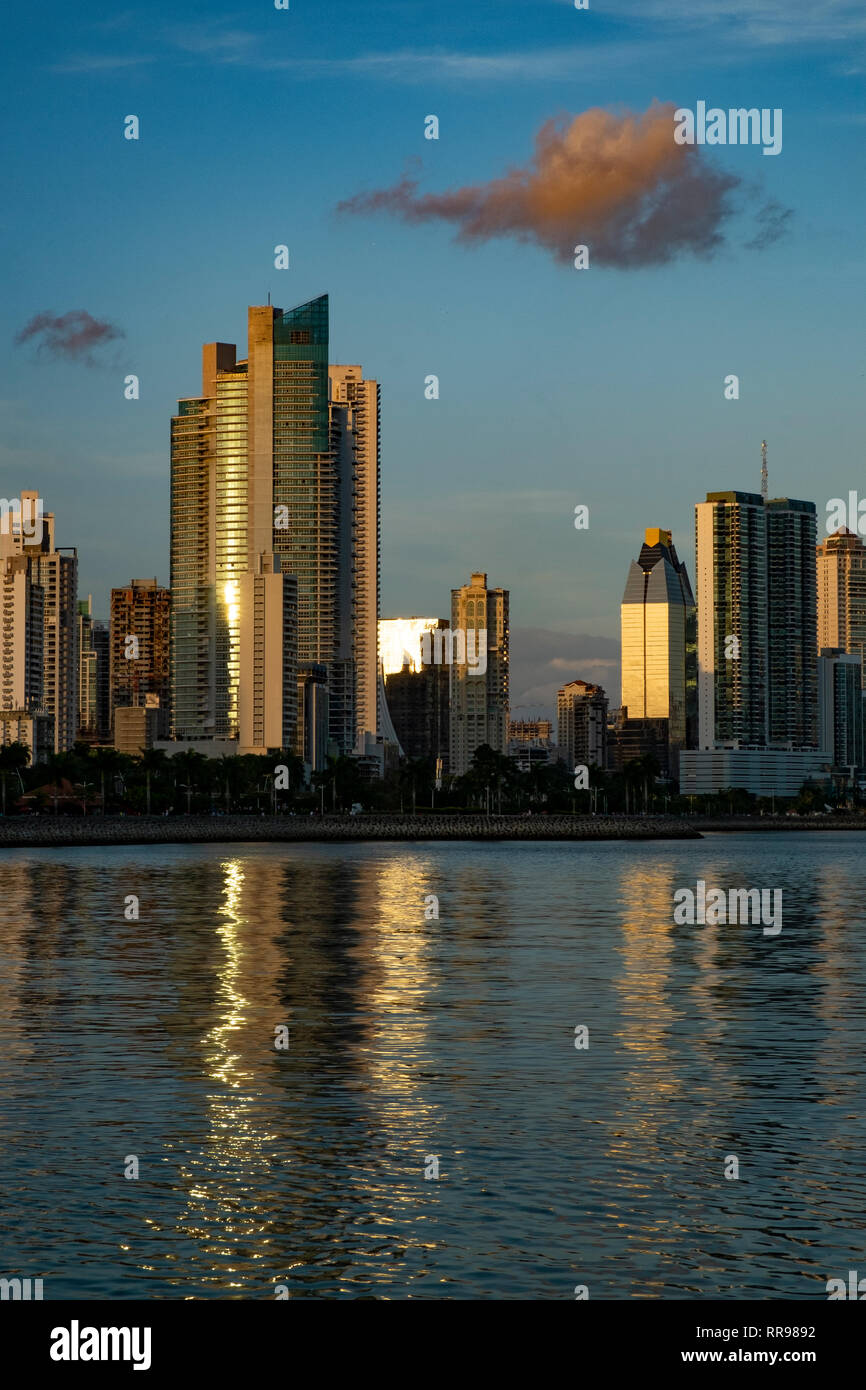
817 527 866 686
695 490 818 752
170 298 379 768
818 647 864 771
448 572 509 775
621 526 696 773
1 491 77 753
557 680 608 770
237 555 298 754
110 578 171 743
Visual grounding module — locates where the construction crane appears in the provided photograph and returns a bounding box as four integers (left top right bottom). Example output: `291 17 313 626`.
761 440 768 500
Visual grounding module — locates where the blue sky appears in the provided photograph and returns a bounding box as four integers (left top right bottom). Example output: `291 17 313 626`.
2 1 865 712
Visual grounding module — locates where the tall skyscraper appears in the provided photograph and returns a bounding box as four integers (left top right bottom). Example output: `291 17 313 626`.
557 680 608 769
1 491 77 753
1 500 48 760
170 298 379 764
330 365 380 750
77 596 99 741
110 579 171 742
449 572 509 775
620 527 696 771
695 490 818 751
817 527 866 686
695 491 768 749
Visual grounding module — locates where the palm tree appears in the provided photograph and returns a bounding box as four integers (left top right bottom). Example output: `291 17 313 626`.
90 747 123 815
171 748 206 814
138 747 168 815
0 741 30 814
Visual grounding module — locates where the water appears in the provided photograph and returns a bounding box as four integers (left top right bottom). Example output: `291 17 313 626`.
0 832 864 1300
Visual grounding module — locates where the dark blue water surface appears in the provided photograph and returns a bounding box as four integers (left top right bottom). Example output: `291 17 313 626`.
0 832 864 1299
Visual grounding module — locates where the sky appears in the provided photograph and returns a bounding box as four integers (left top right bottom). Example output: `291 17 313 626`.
2 0 865 716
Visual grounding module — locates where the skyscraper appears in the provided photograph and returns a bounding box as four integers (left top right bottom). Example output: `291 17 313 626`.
620 526 695 771
1 491 77 753
691 489 819 771
110 579 171 742
330 365 380 750
0 498 48 760
817 527 866 686
448 572 509 775
170 298 378 764
695 491 769 749
766 498 818 748
557 680 608 770
77 596 99 742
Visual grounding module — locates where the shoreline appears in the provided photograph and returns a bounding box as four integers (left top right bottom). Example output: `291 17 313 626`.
1 813 864 849
0 813 702 847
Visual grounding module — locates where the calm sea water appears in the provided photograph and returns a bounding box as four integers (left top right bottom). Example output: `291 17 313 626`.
0 832 864 1300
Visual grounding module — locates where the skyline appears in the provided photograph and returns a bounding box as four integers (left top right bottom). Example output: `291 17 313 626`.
2 1 865 721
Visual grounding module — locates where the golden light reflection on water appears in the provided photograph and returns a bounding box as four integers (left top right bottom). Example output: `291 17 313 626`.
168 857 283 1290
4 839 864 1298
355 851 442 1104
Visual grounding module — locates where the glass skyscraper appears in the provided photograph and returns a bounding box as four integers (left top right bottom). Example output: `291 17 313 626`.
620 527 696 767
170 296 379 759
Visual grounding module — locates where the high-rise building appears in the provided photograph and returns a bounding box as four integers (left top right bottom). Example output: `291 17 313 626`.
695 491 769 749
384 621 450 767
110 579 171 742
170 298 379 764
448 572 509 775
817 527 866 686
1 503 47 762
557 680 608 770
93 619 110 741
1 491 77 753
818 647 864 772
77 597 99 741
237 554 298 754
330 365 380 750
621 526 696 772
766 498 818 748
695 491 818 751
683 488 823 795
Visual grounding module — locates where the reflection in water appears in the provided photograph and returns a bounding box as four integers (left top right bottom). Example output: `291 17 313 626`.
0 834 865 1299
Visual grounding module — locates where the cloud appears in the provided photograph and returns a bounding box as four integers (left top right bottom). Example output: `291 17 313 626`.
14 310 125 366
603 0 866 46
338 103 790 269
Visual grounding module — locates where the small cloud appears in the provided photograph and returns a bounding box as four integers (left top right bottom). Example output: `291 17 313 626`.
14 310 125 366
744 197 793 250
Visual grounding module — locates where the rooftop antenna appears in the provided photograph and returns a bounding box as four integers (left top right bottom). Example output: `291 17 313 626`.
761 439 768 500
267 291 271 306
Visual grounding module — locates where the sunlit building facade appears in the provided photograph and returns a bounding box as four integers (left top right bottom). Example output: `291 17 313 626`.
449 572 509 775
817 527 866 687
110 578 171 742
557 679 608 770
170 298 378 764
620 527 695 772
